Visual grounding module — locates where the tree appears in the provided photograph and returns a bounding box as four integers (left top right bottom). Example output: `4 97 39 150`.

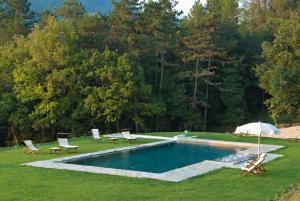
12 17 98 136
55 0 86 20
0 37 31 144
182 1 220 130
256 10 300 123
141 0 181 97
108 0 143 53
139 0 182 131
0 0 34 142
0 0 34 44
108 0 168 132
76 14 108 50
83 49 134 131
204 0 249 128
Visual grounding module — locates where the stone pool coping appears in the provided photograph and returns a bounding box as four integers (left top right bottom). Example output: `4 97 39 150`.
23 138 284 182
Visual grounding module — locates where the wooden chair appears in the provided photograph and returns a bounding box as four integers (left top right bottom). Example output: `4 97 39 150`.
244 153 266 172
242 157 265 176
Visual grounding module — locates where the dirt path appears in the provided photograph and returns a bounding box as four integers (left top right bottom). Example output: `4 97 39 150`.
278 126 300 139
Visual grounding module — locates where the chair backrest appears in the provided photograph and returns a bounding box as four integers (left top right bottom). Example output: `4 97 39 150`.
253 157 265 166
259 153 267 158
24 140 39 150
121 131 130 137
58 138 69 146
24 140 33 147
91 129 100 138
121 130 130 134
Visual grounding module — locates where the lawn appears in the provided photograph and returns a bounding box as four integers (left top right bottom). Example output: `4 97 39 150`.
1 132 300 201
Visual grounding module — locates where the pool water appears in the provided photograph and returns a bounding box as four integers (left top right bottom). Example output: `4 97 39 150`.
66 143 239 173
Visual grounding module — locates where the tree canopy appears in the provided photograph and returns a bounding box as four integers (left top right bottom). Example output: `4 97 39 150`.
1 0 300 145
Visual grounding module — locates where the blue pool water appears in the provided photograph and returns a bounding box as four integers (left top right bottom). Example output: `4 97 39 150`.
66 143 239 173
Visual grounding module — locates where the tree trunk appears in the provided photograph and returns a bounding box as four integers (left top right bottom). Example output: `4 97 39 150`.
203 57 212 131
134 96 139 133
261 91 265 116
156 48 165 132
10 126 19 146
204 81 209 131
192 58 200 108
116 119 120 132
159 51 164 96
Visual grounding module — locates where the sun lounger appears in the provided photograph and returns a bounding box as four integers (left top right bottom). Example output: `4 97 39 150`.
242 157 265 176
111 133 123 138
24 140 41 154
122 131 137 142
91 129 101 141
105 133 123 143
57 138 79 152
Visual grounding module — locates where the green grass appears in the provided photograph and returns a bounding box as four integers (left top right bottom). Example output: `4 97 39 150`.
1 132 300 201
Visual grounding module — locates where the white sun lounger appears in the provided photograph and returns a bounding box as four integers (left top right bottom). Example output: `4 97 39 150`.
122 131 138 142
24 140 41 154
91 129 101 141
57 138 79 152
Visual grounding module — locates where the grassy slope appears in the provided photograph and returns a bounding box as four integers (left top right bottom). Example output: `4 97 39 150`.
1 132 300 201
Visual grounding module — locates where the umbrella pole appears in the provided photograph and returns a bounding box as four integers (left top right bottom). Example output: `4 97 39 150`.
258 132 261 156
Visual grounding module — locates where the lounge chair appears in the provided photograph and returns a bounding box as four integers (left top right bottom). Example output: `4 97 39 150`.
24 140 41 154
91 129 101 141
244 153 267 172
242 157 265 176
57 138 79 152
105 133 122 144
122 131 138 142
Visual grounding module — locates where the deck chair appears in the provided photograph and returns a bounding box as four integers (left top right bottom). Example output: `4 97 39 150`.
24 140 41 154
242 157 265 176
122 131 138 142
244 153 267 172
106 133 124 144
57 138 79 152
91 129 101 141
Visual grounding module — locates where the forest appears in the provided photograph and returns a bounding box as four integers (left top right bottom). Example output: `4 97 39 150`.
0 0 300 146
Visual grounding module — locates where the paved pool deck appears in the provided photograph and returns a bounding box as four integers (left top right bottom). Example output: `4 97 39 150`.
23 136 284 182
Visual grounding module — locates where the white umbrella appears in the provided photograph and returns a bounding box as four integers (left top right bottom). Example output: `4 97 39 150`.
234 122 280 155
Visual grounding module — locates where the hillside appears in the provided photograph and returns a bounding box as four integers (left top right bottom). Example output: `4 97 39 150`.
29 0 113 14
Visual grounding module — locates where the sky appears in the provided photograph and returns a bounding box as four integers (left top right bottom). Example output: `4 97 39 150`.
175 0 207 16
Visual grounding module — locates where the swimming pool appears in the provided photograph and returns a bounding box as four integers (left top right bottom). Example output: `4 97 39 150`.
24 139 283 182
66 142 239 173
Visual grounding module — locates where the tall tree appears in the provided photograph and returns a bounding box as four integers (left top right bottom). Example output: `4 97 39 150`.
108 0 143 53
182 1 220 130
256 10 300 123
205 0 249 128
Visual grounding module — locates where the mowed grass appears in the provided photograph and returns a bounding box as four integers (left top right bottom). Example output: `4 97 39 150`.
1 132 300 201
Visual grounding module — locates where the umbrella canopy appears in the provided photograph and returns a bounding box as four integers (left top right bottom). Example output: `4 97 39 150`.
234 122 280 156
234 122 280 136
